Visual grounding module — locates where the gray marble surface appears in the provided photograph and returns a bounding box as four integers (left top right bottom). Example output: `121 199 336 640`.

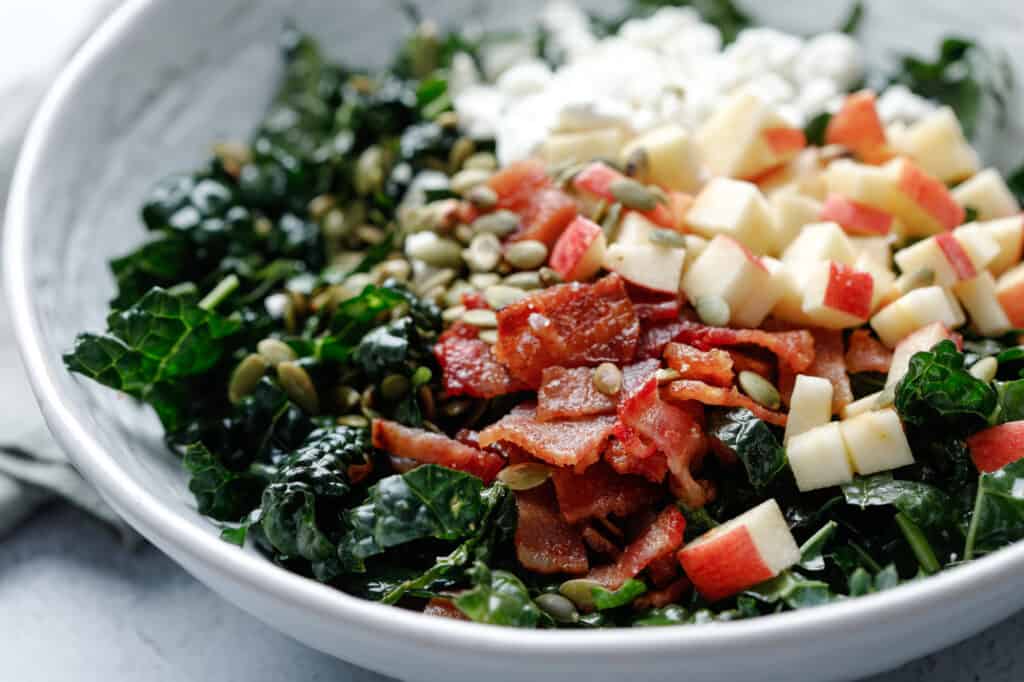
3 1 1024 680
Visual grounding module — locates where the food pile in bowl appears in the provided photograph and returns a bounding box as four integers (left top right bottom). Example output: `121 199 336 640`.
64 1 1024 628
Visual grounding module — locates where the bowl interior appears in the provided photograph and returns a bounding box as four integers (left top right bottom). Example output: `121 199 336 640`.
9 1 1024 680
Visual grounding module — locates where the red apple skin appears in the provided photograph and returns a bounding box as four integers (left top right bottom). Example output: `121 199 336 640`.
762 127 807 154
934 232 977 280
968 421 1024 473
572 161 683 229
825 90 890 163
677 525 774 602
898 160 966 230
549 216 604 281
820 194 893 235
722 235 769 272
998 277 1024 328
823 262 873 319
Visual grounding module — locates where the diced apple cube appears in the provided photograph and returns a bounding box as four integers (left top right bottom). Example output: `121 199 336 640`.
801 261 874 328
972 216 1024 276
854 252 896 313
615 212 658 246
697 91 805 180
893 107 979 183
771 190 823 251
766 259 817 327
849 235 894 268
621 124 703 193
820 194 896 235
996 263 1024 328
781 221 856 272
755 148 828 200
839 408 915 475
886 322 957 388
841 391 886 420
542 128 624 166
603 243 685 295
870 286 966 347
952 168 1021 221
677 499 799 602
681 234 709 274
893 228 997 288
825 90 890 163
549 216 607 282
682 235 780 327
967 422 1024 473
784 375 834 445
787 422 854 492
954 271 1012 337
685 177 777 254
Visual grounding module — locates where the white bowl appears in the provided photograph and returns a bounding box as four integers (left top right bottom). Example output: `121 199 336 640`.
6 1 1024 680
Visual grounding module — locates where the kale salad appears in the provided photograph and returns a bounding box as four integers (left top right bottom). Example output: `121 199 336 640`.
65 1 1024 628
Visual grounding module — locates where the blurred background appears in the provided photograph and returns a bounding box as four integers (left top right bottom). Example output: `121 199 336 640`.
0 1 1022 681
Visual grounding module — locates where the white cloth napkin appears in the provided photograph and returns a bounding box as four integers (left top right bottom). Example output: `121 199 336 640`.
0 0 131 540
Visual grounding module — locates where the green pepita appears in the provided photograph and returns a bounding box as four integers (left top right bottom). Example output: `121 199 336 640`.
448 137 476 171
462 308 498 328
228 354 268 404
355 146 385 196
592 363 623 396
504 240 549 270
381 374 411 401
442 305 467 322
307 194 336 221
445 281 475 307
472 210 520 237
539 267 563 287
467 185 498 209
695 295 731 327
559 578 604 611
738 371 781 410
468 272 501 288
337 414 369 429
463 152 498 171
534 593 580 624
609 178 658 211
277 361 320 414
407 235 463 268
484 284 527 310
464 233 502 273
601 202 623 241
496 462 552 491
416 268 457 297
334 386 361 412
256 338 297 366
648 228 688 248
356 224 386 245
504 271 543 290
450 168 493 196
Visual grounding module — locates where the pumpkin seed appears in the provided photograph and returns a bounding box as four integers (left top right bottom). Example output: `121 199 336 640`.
277 362 320 414
609 178 658 211
467 185 498 209
479 329 498 344
212 141 252 172
738 371 781 410
454 223 475 244
448 137 476 171
445 281 474 306
485 284 527 309
554 162 586 189
443 305 467 322
496 462 552 491
418 385 436 421
534 593 579 624
559 578 604 611
381 374 411 401
436 111 459 128
504 271 543 290
356 224 386 245
307 194 336 221
228 354 268 404
539 267 563 287
334 386 361 412
463 151 498 171
464 233 502 272
469 272 501 288
377 258 412 282
472 210 520 237
463 308 498 328
504 240 549 270
422 285 447 305
601 202 623 241
355 145 385 195
656 368 681 384
257 338 297 366
592 363 623 396
648 228 688 248
623 146 649 179
450 168 493 197
416 268 457 296
407 234 464 268
970 356 998 383
360 385 380 420
695 295 731 327
337 414 369 428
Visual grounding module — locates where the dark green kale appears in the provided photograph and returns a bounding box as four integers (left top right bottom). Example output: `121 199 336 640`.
840 474 956 532
183 442 267 522
743 570 834 610
846 564 900 597
803 111 833 147
994 380 1024 424
894 340 997 430
709 408 787 490
454 562 543 628
965 459 1024 559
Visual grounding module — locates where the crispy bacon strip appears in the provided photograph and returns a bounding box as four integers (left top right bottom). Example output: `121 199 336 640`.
582 524 621 558
664 380 788 427
725 348 776 381
779 328 853 413
371 419 505 483
605 436 667 483
664 343 734 387
551 461 661 524
536 360 660 421
478 404 616 470
845 328 893 375
589 506 686 589
515 484 589 575
674 321 815 373
633 576 692 609
647 554 681 588
636 319 688 360
423 598 469 620
495 274 640 387
434 323 529 398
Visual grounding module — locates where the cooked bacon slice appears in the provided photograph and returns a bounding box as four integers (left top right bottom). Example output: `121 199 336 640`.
494 274 640 386
664 343 734 387
633 577 692 609
488 158 550 212
423 598 469 620
589 506 686 589
582 524 621 558
779 328 852 413
647 554 681 588
674 321 815 373
725 348 776 381
478 404 616 470
536 360 660 421
515 484 589 575
372 419 505 483
664 380 788 427
434 324 529 399
605 436 668 483
551 461 661 524
637 318 688 360
512 187 579 247
619 377 705 465
845 328 893 375
633 300 682 323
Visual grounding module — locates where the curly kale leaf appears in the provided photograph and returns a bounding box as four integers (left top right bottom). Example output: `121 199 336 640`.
895 340 997 430
995 380 1024 424
743 571 834 610
260 482 342 581
109 236 191 309
183 442 266 522
965 459 1024 559
841 474 956 531
710 408 787 490
339 465 488 572
454 562 542 628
